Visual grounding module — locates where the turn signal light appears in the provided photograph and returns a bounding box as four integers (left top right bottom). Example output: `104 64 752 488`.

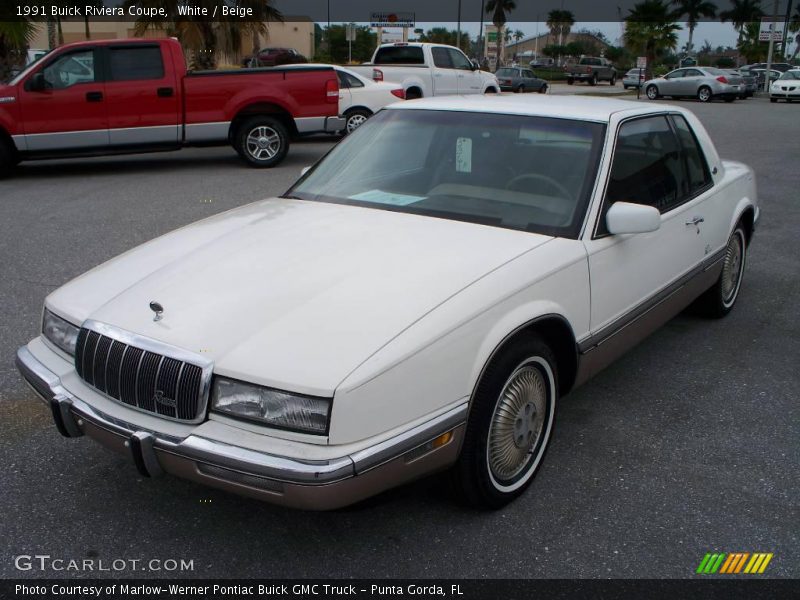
373 68 384 82
390 88 405 99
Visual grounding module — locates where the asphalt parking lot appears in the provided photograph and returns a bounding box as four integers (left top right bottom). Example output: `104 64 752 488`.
1 96 798 579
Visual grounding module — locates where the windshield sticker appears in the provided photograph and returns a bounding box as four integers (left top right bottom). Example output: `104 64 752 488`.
456 137 472 173
349 190 426 206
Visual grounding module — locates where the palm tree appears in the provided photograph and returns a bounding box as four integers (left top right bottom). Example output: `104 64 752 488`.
514 29 525 43
719 0 764 46
737 21 767 61
624 0 682 79
486 0 516 68
672 0 716 55
789 7 800 62
0 21 35 81
126 0 282 69
546 9 576 47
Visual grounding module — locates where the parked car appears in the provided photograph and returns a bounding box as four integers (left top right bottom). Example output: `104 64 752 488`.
567 56 617 86
495 67 548 93
17 95 758 510
723 69 756 98
0 39 344 177
348 43 499 99
530 57 555 68
643 67 742 102
622 68 646 89
242 47 308 68
750 68 782 91
769 69 800 102
285 64 405 133
744 62 795 73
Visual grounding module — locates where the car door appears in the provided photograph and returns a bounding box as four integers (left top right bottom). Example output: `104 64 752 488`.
430 47 458 95
582 114 707 349
660 69 685 95
18 47 108 151
681 68 705 96
102 44 180 146
448 48 482 94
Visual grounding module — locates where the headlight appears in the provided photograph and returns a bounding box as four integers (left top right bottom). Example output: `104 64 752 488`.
42 309 80 356
211 377 331 435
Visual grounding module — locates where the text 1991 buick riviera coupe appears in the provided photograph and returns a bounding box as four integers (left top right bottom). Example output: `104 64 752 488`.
17 96 758 509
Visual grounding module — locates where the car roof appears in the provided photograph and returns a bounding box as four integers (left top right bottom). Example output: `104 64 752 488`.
386 95 679 123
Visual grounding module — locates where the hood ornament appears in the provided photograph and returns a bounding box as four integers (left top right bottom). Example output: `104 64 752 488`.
149 301 164 322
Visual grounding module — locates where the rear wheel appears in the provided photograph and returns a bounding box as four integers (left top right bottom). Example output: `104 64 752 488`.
590 73 598 86
697 86 712 102
405 87 422 100
694 225 747 318
609 74 616 85
567 78 574 85
234 116 289 168
516 84 525 93
344 108 372 134
453 336 558 509
646 84 659 100
538 83 548 94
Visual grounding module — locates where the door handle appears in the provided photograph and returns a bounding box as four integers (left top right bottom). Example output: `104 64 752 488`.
157 87 174 98
85 91 103 102
685 216 704 226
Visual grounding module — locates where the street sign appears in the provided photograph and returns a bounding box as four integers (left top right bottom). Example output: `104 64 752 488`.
345 23 356 42
370 12 415 28
381 30 403 43
759 17 783 42
636 56 647 69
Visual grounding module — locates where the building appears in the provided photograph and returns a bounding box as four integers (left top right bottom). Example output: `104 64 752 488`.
29 17 315 64
505 31 611 61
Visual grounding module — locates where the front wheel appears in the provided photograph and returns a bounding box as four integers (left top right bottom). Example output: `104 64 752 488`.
516 84 525 93
453 336 558 509
0 138 17 179
344 108 372 134
235 116 289 168
538 83 548 94
694 225 747 318
697 86 712 102
646 84 659 100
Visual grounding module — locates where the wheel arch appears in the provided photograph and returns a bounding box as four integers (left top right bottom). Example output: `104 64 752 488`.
470 313 579 406
405 85 423 99
229 102 297 140
734 203 757 245
344 105 373 116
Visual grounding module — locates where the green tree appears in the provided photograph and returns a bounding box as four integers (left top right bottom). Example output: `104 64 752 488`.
603 45 627 64
323 25 378 64
546 9 576 47
737 21 767 61
125 0 282 69
624 0 682 78
418 27 472 55
719 0 764 46
0 20 35 81
486 0 516 67
672 0 716 55
514 29 525 43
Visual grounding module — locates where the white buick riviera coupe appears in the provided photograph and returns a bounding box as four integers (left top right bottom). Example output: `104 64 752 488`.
17 96 758 509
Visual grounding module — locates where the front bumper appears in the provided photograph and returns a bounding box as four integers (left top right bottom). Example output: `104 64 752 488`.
16 345 466 510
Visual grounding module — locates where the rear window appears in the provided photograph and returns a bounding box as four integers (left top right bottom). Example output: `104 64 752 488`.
374 46 425 65
109 46 164 81
496 68 518 77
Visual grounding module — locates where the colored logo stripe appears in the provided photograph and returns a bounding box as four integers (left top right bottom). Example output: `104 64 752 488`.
698 552 773 574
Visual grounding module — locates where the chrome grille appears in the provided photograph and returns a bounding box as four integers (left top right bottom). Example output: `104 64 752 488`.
74 324 210 422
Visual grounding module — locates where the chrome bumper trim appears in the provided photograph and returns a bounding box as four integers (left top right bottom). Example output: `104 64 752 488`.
16 345 467 486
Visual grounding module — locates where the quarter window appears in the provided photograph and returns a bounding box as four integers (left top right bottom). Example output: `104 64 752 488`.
671 115 712 195
109 47 164 81
337 71 364 88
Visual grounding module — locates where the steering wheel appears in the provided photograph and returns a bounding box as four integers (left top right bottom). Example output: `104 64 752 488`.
505 173 572 200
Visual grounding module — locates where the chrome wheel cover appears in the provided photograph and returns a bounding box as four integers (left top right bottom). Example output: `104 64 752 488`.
487 364 548 484
721 231 744 306
647 86 657 99
245 126 280 161
699 88 711 101
346 113 368 133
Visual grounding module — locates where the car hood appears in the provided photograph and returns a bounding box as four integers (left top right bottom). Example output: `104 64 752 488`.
48 199 550 395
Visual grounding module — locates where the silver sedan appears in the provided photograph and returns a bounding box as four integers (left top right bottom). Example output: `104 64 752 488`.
643 67 742 103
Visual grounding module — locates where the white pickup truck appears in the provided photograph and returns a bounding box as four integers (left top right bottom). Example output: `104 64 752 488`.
348 43 499 99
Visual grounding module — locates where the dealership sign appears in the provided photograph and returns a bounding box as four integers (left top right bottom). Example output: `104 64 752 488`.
370 12 415 27
759 18 783 41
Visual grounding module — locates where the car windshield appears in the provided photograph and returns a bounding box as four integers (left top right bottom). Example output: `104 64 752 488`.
779 71 800 80
288 109 605 238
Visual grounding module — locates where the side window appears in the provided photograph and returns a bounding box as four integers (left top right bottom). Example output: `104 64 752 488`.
431 47 453 69
523 70 534 78
108 47 165 81
666 70 684 79
602 116 687 226
447 48 472 70
42 50 96 89
685 69 702 77
671 115 713 195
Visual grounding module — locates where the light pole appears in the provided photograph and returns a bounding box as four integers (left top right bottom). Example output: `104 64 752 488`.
478 0 486 62
457 0 462 50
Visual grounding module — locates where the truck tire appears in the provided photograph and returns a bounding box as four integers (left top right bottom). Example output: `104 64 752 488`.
590 73 598 86
609 74 616 85
234 116 290 168
0 138 17 179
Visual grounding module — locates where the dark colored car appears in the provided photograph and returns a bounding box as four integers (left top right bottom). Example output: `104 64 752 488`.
242 48 308 68
495 67 548 93
723 69 755 98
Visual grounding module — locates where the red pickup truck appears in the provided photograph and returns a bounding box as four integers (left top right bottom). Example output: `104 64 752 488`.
0 38 344 176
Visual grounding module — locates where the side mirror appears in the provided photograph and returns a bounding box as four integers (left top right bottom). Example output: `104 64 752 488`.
27 72 48 92
300 166 311 176
606 202 661 235
471 60 479 71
